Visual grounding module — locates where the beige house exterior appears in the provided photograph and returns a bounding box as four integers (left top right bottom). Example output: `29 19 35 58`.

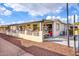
0 19 67 42
69 24 79 35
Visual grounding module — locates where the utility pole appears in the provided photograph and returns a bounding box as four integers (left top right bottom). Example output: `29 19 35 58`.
73 15 76 55
67 3 70 47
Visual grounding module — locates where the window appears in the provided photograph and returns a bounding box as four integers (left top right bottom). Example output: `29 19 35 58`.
70 26 78 29
56 23 60 31
70 26 73 29
19 26 22 31
33 24 37 31
75 26 78 29
27 24 30 26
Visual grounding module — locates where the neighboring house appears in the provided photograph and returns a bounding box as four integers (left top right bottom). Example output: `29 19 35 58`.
0 19 67 42
69 22 79 35
0 25 8 33
69 22 79 29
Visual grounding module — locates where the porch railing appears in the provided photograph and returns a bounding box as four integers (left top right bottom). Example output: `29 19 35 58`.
6 30 39 36
26 30 39 36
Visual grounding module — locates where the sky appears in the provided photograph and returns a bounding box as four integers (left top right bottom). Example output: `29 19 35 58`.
0 3 79 25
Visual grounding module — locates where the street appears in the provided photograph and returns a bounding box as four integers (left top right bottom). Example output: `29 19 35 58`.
0 38 33 56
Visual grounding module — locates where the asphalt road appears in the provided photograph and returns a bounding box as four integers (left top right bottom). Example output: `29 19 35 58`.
0 38 33 56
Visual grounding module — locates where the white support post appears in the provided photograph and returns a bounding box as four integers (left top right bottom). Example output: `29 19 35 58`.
25 30 27 35
40 22 42 31
53 22 56 37
52 22 53 37
39 22 43 40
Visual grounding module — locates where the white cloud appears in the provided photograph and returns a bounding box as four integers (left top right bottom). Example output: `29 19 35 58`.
11 22 16 24
72 10 77 14
0 7 5 11
56 16 61 19
0 6 12 16
1 21 4 24
60 14 79 23
69 3 79 13
68 15 73 20
0 18 5 25
54 16 60 19
46 16 62 20
16 20 25 23
4 3 65 16
0 18 2 21
46 15 78 23
52 16 56 19
4 3 26 12
0 7 5 14
1 10 12 16
55 7 63 13
46 15 67 23
68 15 79 23
61 18 67 21
73 4 79 12
55 16 67 23
75 14 79 22
46 16 52 19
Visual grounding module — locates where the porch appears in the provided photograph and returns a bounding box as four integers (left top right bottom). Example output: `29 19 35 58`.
2 20 55 42
0 20 67 42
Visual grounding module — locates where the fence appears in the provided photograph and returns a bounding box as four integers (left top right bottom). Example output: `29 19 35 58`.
5 30 43 42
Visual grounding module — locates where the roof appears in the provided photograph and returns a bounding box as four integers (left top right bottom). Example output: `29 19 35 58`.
2 19 67 26
0 25 8 27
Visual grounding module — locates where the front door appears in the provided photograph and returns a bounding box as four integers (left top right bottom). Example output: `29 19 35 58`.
47 24 52 37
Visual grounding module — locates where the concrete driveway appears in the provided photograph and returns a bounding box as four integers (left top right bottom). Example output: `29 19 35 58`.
44 37 79 51
0 38 33 56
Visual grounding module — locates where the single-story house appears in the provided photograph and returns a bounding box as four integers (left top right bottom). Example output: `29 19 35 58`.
0 19 67 42
69 22 79 35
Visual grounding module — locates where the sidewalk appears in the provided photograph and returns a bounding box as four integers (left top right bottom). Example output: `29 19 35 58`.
0 38 33 56
44 36 79 51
